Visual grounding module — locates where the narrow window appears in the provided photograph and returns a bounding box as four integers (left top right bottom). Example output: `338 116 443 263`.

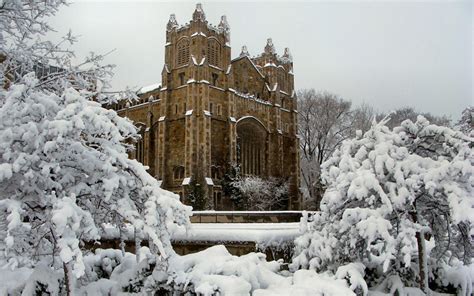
212 73 218 86
210 103 214 114
179 72 185 85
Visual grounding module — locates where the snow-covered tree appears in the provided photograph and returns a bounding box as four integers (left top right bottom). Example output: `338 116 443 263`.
292 116 473 294
0 0 127 103
222 163 243 208
0 75 191 294
297 90 355 210
456 106 473 137
232 176 288 211
377 107 451 130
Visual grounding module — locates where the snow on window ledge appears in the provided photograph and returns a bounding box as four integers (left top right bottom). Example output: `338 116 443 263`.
182 177 191 186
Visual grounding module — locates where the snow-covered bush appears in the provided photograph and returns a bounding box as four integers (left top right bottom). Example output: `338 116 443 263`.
232 176 288 210
0 76 191 293
456 106 473 137
292 116 473 294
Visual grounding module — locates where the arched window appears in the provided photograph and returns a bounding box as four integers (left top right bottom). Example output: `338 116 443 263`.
173 166 185 180
236 117 267 177
211 165 220 180
134 124 146 163
207 39 220 67
177 39 190 66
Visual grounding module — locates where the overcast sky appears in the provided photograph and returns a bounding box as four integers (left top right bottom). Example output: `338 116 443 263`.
48 1 473 119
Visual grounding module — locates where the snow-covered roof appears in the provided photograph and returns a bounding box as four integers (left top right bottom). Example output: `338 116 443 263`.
191 31 207 37
137 83 161 95
182 177 191 185
157 180 163 188
191 56 206 66
230 55 265 78
205 177 214 186
264 62 277 68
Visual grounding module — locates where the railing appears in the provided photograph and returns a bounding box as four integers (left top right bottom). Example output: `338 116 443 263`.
190 210 308 223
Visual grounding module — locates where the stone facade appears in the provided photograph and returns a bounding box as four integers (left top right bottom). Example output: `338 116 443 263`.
109 4 301 210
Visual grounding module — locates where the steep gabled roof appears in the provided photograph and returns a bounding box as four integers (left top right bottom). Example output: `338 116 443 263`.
230 55 265 79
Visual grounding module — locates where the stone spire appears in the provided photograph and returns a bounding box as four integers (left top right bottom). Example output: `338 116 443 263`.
192 3 206 22
218 15 230 42
166 14 178 31
264 38 275 54
282 47 293 62
239 45 249 57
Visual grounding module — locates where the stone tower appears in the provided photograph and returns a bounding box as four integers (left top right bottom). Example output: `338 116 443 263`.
111 3 301 210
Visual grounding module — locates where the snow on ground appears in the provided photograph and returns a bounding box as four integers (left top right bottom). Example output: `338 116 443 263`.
173 222 300 244
101 222 301 249
167 245 356 296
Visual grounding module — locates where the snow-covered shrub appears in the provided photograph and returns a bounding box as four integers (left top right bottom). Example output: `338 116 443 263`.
232 176 289 210
456 106 473 137
292 116 473 294
0 76 191 291
21 264 63 296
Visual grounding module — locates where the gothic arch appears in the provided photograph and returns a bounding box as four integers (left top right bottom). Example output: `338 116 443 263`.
236 117 268 177
207 38 221 67
176 38 190 66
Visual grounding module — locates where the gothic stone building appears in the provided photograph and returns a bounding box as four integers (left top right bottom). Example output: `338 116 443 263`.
110 4 301 210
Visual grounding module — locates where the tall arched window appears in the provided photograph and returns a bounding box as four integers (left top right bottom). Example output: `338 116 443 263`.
177 39 190 66
207 39 220 67
236 117 267 177
173 166 185 180
135 124 146 163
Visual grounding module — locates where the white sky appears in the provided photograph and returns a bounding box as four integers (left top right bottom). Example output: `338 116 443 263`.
48 1 473 119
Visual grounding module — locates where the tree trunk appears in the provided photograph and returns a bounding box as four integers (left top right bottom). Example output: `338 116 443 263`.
134 226 142 263
63 261 74 296
411 210 429 294
415 229 428 293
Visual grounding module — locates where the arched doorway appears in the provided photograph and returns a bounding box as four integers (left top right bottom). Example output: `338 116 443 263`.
236 117 267 177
